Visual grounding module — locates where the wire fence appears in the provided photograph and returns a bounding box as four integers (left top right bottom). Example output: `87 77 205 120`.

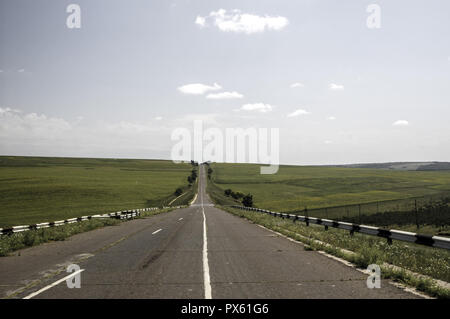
283 191 450 228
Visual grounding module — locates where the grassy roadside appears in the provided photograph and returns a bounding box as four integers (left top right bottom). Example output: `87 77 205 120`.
219 205 450 298
0 156 193 227
0 207 175 257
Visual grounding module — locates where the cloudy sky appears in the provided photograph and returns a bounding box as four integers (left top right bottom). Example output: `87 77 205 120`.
1 0 449 165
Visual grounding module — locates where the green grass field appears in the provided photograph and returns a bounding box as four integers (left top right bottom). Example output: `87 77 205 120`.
0 156 193 227
209 163 450 212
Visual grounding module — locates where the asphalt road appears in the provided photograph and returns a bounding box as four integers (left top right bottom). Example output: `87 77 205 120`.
0 166 419 299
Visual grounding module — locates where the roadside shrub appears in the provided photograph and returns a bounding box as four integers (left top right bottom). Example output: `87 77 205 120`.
207 168 213 179
191 169 197 180
242 194 253 207
174 188 183 196
231 192 244 200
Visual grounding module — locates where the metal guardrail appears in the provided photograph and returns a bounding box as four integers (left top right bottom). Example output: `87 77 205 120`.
232 206 450 250
0 207 159 235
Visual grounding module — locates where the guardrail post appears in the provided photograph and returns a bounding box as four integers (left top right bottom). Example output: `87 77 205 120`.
324 225 328 231
305 207 309 226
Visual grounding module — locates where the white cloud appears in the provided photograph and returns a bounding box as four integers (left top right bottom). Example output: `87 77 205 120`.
326 116 336 120
196 9 288 34
178 83 221 95
206 91 243 99
290 82 304 88
324 140 333 144
287 109 310 117
195 16 206 27
0 107 172 157
155 116 163 120
329 83 344 90
0 107 21 114
0 108 72 138
392 120 409 126
238 103 273 113
17 69 25 73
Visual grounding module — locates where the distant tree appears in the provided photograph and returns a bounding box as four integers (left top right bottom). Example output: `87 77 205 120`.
207 167 213 180
224 189 232 197
187 176 193 184
191 169 198 180
242 194 253 207
188 160 198 166
174 188 183 196
234 192 244 199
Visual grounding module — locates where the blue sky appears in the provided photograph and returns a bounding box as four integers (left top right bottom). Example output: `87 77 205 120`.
1 0 449 164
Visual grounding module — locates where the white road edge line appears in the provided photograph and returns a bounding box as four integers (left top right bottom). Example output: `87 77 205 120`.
202 206 212 299
201 169 212 299
152 228 162 235
190 192 198 205
23 269 85 299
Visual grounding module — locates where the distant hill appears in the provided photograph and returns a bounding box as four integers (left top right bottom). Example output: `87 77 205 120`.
416 162 450 171
340 162 450 171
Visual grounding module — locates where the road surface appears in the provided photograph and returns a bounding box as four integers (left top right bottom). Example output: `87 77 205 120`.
0 166 418 299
